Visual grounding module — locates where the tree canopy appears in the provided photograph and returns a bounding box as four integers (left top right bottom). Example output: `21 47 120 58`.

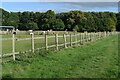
1 8 119 31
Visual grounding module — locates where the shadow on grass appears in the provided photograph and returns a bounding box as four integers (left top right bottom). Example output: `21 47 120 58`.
2 74 14 79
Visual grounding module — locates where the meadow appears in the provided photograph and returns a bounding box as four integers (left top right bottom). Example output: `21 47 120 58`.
2 34 119 78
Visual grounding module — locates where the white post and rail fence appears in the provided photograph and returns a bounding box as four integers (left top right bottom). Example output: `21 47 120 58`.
0 31 118 60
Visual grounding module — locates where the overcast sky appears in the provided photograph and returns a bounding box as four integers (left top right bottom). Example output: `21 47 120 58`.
1 2 119 13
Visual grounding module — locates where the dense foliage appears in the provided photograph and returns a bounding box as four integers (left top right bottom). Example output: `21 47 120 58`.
1 8 120 31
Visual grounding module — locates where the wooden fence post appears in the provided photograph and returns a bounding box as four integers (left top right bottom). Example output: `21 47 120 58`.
98 32 100 39
70 34 72 47
90 33 92 41
106 31 108 36
86 32 89 42
95 33 97 40
55 34 58 50
12 32 15 61
89 33 90 41
45 34 48 50
83 32 85 44
93 32 96 40
63 34 67 48
30 33 34 53
91 32 94 41
80 33 83 44
97 32 99 39
79 33 81 44
104 31 106 37
75 33 77 46
101 32 102 38
92 32 94 41
96 32 97 40
87 33 89 41
88 33 90 41
96 33 97 40
94 32 96 40
91 33 93 41
84 32 86 42
85 31 88 42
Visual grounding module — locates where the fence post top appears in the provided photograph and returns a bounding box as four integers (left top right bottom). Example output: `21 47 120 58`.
30 33 33 35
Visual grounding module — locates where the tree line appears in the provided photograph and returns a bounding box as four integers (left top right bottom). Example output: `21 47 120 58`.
1 8 120 32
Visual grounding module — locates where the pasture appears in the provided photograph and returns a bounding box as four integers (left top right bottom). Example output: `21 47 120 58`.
2 34 119 78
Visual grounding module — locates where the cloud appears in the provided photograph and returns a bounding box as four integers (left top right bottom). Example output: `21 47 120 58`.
1 2 118 13
53 2 118 13
63 2 118 9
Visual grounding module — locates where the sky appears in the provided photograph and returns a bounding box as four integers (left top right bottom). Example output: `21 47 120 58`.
1 2 119 13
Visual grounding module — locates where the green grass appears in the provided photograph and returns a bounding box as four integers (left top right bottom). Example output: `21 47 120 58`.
2 35 118 78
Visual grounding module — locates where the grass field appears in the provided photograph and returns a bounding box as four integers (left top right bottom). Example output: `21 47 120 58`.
2 34 119 78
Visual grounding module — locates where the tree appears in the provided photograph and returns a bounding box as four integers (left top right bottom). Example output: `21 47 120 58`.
28 22 38 30
40 10 56 30
73 25 79 31
7 12 19 28
1 8 118 31
52 19 65 31
104 18 116 31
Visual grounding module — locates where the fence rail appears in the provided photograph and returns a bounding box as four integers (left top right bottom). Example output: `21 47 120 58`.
1 31 119 60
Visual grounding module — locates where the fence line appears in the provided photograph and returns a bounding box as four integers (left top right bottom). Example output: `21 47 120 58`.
1 31 119 60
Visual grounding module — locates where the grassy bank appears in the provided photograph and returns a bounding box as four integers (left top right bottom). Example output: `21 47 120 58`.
2 35 118 78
